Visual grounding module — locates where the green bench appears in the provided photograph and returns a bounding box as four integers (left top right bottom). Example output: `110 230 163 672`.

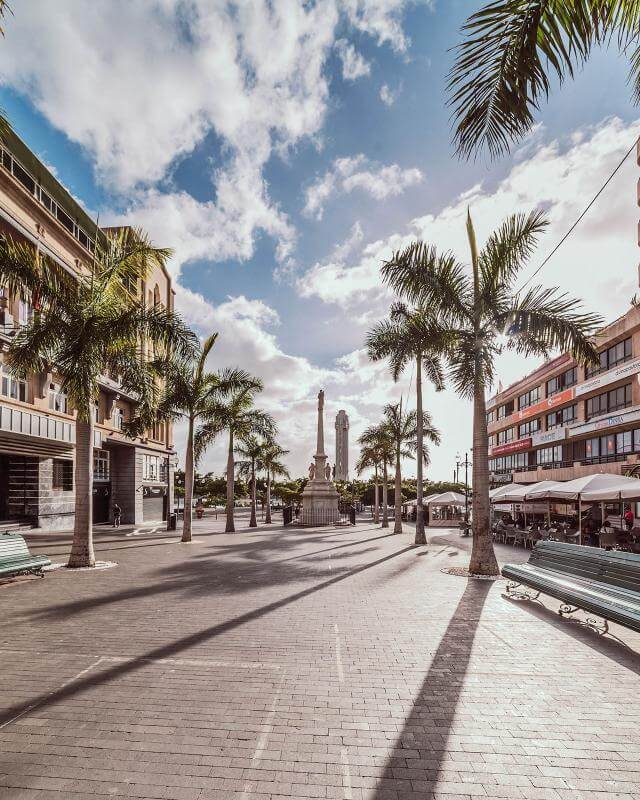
0 533 51 578
503 541 640 636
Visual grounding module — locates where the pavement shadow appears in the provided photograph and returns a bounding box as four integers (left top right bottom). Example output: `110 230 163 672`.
503 594 640 673
371 579 491 798
0 543 415 727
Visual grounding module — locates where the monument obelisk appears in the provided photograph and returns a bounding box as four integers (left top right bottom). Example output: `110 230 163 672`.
300 389 340 525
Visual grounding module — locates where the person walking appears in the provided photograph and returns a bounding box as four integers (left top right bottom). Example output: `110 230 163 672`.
113 502 122 529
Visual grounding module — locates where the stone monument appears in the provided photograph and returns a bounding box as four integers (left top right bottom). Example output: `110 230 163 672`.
300 389 340 525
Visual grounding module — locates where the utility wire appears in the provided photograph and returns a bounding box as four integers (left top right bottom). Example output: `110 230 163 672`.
516 135 639 294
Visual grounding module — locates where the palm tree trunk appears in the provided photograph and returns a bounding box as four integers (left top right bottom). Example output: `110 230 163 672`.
381 462 389 528
181 415 194 543
468 377 499 575
68 415 95 568
415 354 427 545
225 429 235 533
373 467 379 524
249 460 257 528
393 441 402 534
265 471 272 524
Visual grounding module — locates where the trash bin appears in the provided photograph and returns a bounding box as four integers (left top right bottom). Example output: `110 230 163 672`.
167 512 177 531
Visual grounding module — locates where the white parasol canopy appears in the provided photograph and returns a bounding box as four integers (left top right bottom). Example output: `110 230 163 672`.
526 472 631 501
576 474 640 502
428 491 466 505
490 483 524 500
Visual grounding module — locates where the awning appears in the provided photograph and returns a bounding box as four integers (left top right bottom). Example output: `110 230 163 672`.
427 491 466 505
526 472 632 501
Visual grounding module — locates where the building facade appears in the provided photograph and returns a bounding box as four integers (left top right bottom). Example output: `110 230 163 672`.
334 410 349 481
0 129 176 529
488 306 640 488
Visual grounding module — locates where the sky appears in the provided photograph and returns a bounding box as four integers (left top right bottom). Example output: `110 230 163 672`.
1 0 640 481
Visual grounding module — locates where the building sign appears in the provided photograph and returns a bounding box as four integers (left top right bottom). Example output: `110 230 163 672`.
490 473 512 484
574 357 640 397
491 437 532 457
568 406 640 437
511 387 575 422
532 427 567 447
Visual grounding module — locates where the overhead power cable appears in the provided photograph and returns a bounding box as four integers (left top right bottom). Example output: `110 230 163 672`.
516 134 640 294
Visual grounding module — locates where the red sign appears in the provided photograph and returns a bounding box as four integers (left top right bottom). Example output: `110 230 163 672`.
491 437 532 457
511 387 575 422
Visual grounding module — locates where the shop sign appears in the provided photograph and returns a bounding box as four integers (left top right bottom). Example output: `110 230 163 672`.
490 473 512 484
531 427 567 446
491 437 532 456
568 406 640 437
574 357 640 397
511 387 575 422
143 486 166 497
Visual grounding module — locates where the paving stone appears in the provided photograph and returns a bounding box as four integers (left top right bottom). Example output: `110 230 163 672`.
0 518 639 799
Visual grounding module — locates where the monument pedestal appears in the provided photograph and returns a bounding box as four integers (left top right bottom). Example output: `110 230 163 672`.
300 390 340 526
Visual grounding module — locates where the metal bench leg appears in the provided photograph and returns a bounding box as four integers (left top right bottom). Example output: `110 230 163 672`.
505 582 541 601
558 607 615 639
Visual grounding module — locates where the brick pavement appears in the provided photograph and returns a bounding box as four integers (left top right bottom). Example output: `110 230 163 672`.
1 513 640 799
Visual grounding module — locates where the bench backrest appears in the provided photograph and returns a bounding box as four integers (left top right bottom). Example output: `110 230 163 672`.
0 533 32 561
531 541 640 593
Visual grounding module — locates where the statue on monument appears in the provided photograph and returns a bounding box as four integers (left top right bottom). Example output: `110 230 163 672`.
308 462 315 480
325 463 331 480
318 389 324 410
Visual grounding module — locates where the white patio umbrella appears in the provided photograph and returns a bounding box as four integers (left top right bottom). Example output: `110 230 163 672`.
578 474 640 502
489 483 524 501
527 473 630 543
428 491 467 504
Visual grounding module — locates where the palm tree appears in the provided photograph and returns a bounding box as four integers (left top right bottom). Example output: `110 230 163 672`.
262 441 290 524
382 402 441 535
196 385 275 532
358 424 394 529
367 305 447 544
0 228 197 567
355 446 381 524
382 210 601 574
234 435 264 528
448 1 640 159
129 334 259 543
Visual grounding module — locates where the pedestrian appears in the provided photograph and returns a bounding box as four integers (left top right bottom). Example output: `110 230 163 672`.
113 502 121 528
625 504 634 531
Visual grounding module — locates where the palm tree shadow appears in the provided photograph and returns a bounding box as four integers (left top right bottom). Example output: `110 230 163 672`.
371 579 491 798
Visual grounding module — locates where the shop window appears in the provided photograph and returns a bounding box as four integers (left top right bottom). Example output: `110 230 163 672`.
52 459 73 491
143 454 160 481
93 449 110 481
537 445 563 465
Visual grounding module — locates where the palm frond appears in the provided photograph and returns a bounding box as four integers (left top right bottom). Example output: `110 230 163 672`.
448 0 598 158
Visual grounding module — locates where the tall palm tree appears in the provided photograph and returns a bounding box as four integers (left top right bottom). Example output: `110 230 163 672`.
448 1 640 159
358 424 394 529
382 209 601 574
129 334 258 543
262 441 290 524
382 402 441 535
0 228 197 567
367 306 447 544
196 385 275 532
355 446 381 524
234 435 264 528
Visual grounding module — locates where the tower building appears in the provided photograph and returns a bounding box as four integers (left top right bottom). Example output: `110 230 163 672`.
335 410 349 481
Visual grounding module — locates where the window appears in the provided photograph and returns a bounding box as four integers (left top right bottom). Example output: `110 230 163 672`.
585 383 632 420
486 409 496 425
52 459 73 491
490 452 530 474
93 449 110 481
496 427 515 445
113 407 125 430
143 454 160 481
151 419 165 442
546 367 577 397
586 337 632 377
617 431 633 454
518 419 540 438
497 400 514 420
93 400 100 424
537 445 563 465
48 383 68 414
1 364 27 402
546 404 577 430
18 298 32 326
518 387 540 410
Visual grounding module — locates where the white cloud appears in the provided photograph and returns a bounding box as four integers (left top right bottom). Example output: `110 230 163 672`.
342 0 430 52
335 38 371 80
303 154 423 219
379 83 400 105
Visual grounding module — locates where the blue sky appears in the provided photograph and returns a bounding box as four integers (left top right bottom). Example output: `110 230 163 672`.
2 0 640 477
